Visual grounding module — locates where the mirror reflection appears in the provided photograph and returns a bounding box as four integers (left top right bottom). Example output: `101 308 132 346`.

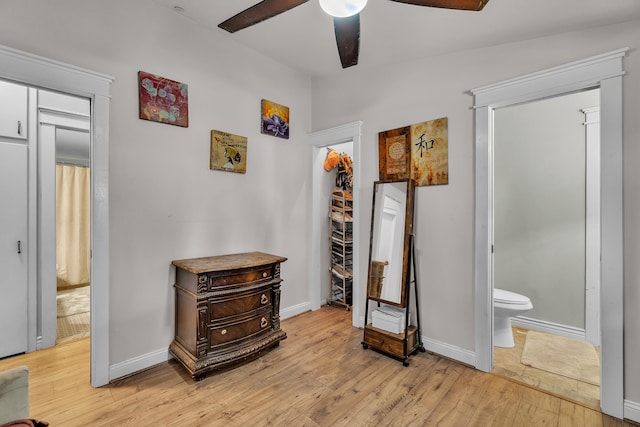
367 179 414 306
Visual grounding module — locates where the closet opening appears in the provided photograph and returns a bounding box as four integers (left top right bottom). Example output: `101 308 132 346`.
323 142 354 312
309 121 362 327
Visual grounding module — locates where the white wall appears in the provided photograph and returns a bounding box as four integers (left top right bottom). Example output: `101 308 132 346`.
2 0 640 409
312 20 640 403
0 0 312 366
494 90 598 329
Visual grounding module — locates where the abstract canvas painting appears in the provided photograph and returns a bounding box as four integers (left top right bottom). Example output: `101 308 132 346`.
210 130 247 174
138 71 189 127
261 99 289 139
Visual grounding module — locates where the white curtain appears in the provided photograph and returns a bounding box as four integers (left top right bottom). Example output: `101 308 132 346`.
56 165 90 289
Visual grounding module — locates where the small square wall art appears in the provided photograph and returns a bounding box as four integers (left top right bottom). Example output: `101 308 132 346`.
379 117 448 186
261 99 289 139
210 130 248 174
138 71 189 127
410 117 448 186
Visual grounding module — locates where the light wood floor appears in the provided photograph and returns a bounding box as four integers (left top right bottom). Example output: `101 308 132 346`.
494 326 600 409
0 306 636 426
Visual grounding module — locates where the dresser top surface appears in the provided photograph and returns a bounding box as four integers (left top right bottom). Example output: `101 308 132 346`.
172 251 287 274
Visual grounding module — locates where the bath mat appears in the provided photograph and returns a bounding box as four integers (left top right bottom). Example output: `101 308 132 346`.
57 286 90 317
521 330 600 386
56 312 90 344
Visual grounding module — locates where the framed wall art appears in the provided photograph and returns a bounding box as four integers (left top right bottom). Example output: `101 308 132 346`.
379 117 448 186
378 126 411 181
261 99 289 139
210 130 247 174
138 71 189 127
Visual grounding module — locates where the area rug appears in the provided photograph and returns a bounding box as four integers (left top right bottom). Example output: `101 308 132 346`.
521 330 600 386
57 312 90 344
57 286 90 317
56 286 90 344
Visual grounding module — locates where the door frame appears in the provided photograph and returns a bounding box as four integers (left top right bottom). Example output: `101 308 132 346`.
0 44 113 387
583 106 601 346
38 109 91 348
471 48 627 418
310 121 362 326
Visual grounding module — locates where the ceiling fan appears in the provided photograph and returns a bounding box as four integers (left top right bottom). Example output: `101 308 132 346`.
218 0 489 69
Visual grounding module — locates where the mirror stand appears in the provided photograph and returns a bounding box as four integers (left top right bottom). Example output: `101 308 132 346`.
362 235 425 366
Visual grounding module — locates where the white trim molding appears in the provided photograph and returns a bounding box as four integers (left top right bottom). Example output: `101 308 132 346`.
470 48 627 419
625 400 640 424
510 317 586 341
0 43 113 387
423 336 476 367
109 302 312 383
583 106 601 347
280 302 312 320
110 348 171 382
471 48 627 109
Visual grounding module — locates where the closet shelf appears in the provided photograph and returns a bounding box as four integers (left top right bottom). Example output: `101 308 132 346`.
327 188 353 311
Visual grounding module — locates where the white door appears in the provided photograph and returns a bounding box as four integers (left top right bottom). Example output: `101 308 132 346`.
0 81 28 140
0 142 28 358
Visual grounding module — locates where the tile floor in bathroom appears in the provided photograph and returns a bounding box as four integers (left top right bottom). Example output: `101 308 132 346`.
493 326 600 409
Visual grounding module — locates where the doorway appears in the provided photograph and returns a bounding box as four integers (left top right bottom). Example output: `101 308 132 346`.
471 48 626 418
491 89 601 408
0 44 112 387
38 94 92 350
54 124 92 345
310 122 362 326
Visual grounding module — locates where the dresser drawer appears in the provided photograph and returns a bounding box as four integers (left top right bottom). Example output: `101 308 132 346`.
209 309 272 349
207 266 273 291
209 286 272 320
170 252 287 378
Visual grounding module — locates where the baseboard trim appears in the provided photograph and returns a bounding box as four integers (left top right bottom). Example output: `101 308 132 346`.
423 336 476 367
625 399 640 423
280 302 311 320
105 309 595 388
109 347 171 382
108 302 313 382
510 316 586 341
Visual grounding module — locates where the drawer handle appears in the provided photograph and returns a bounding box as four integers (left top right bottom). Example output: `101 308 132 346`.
262 271 268 278
221 329 227 335
260 317 268 328
260 294 268 304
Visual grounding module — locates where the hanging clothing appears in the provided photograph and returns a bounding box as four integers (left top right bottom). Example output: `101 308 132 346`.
324 148 340 171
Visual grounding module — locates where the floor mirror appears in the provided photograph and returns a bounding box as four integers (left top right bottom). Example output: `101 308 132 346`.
361 178 425 366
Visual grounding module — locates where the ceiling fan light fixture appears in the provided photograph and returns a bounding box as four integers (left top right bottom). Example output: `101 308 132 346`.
319 0 367 18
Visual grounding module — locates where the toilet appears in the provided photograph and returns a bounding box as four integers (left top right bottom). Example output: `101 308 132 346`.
493 288 533 348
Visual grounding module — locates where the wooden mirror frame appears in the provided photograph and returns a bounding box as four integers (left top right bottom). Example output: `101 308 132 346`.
366 178 415 307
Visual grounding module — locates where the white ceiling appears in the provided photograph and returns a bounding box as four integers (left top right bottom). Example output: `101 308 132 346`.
153 0 640 77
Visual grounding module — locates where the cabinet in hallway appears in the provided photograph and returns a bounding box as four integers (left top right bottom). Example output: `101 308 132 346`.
0 142 28 358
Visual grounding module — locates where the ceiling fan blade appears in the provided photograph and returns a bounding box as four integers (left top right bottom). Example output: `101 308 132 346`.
333 14 360 69
388 0 489 11
219 0 310 33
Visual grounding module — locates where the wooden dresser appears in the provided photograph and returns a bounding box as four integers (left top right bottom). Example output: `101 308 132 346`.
169 252 287 379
